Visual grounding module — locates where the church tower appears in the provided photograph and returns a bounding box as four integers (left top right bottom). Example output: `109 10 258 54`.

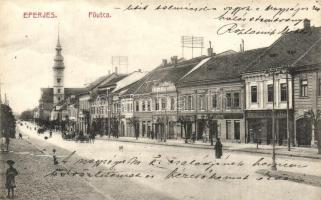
53 33 65 104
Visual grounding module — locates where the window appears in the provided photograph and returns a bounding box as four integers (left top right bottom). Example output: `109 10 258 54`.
170 97 175 110
136 101 139 111
199 95 205 110
267 84 273 102
161 98 166 110
58 97 61 101
226 93 232 108
155 98 160 110
142 101 146 111
233 93 240 108
57 78 61 83
251 86 257 103
300 79 308 97
319 78 321 96
147 100 151 111
212 94 218 109
57 89 61 93
187 95 193 110
280 83 287 101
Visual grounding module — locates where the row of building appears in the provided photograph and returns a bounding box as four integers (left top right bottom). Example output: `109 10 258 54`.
35 19 321 146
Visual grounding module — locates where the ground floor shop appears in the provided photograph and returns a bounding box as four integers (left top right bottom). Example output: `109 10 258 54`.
178 113 245 143
246 110 294 145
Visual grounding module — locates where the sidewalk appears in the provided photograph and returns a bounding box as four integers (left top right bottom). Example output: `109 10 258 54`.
97 136 321 160
0 138 106 200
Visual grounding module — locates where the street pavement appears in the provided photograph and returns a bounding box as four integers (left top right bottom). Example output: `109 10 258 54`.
4 121 321 200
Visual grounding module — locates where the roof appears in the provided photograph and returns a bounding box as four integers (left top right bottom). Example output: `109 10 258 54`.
245 26 321 73
113 71 148 93
178 48 267 86
40 87 85 104
128 56 207 95
98 74 128 88
293 38 321 68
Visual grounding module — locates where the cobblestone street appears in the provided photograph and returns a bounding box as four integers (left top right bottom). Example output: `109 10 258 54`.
0 138 107 200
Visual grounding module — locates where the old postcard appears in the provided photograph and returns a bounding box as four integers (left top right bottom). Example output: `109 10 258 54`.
0 0 321 199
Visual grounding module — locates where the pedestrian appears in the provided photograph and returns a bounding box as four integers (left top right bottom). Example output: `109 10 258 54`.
18 133 23 139
5 136 10 151
192 132 196 143
5 160 18 199
49 131 52 138
53 149 59 165
214 138 223 159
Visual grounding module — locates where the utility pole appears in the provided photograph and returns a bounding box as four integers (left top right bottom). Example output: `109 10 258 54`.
286 71 291 151
271 70 277 171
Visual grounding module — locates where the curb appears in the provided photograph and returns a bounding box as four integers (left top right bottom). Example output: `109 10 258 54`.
96 138 321 160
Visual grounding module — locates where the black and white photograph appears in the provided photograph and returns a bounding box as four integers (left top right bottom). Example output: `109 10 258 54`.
0 0 321 199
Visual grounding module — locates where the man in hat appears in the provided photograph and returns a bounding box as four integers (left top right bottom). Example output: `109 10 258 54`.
6 160 18 198
214 138 223 159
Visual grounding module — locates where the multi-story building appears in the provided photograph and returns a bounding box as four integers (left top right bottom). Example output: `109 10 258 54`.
242 19 320 146
125 56 208 140
177 48 265 143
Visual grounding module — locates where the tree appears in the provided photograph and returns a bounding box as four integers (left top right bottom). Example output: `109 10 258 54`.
1 104 16 138
178 116 190 143
129 117 139 139
20 109 34 121
305 109 321 154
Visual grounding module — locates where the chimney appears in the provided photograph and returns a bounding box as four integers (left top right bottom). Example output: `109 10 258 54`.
115 66 118 74
171 56 178 64
240 39 244 53
303 19 311 31
207 41 214 57
162 59 167 66
137 68 142 72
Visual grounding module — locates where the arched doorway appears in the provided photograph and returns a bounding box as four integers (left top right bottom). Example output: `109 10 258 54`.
296 117 312 146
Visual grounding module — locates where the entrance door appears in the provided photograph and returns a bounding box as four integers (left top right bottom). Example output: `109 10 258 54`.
296 117 312 146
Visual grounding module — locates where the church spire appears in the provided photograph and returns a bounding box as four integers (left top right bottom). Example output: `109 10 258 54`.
53 27 64 69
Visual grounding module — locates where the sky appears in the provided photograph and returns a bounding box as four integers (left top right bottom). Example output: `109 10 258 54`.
0 0 320 114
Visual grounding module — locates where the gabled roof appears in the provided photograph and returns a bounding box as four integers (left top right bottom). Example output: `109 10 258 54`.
98 74 128 89
293 38 321 68
127 56 207 95
178 48 266 86
245 26 321 73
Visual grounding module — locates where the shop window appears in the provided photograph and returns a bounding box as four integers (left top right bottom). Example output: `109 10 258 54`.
251 86 257 103
280 83 287 101
57 89 61 93
300 79 308 97
57 78 61 83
